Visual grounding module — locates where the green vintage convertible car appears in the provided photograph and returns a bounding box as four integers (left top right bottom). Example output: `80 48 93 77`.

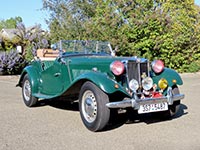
17 40 184 131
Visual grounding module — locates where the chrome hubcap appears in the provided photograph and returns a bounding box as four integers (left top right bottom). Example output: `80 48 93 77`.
82 90 97 123
23 80 31 102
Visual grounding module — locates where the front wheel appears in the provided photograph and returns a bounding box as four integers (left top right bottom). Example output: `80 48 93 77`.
79 81 110 132
163 86 180 118
22 74 38 107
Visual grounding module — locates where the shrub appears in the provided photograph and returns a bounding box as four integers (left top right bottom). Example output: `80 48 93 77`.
0 50 27 75
185 60 200 73
24 45 35 62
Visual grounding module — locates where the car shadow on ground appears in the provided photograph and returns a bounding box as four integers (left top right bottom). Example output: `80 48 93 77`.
105 103 188 131
36 99 79 111
35 99 188 131
126 103 188 124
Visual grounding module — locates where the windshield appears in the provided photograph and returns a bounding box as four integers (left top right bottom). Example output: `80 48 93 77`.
56 40 113 56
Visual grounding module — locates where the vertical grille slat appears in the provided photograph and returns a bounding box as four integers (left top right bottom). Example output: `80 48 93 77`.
127 62 138 81
127 61 148 84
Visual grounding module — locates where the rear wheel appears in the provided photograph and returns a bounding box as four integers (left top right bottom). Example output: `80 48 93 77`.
22 74 38 107
79 81 110 132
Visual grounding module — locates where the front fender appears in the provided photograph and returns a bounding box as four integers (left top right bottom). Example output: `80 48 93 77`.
74 72 130 96
152 68 183 87
18 66 40 95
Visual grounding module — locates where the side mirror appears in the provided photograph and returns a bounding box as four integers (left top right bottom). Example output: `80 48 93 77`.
51 44 57 50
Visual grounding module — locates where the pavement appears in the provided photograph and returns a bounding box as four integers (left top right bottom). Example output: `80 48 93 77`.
0 73 200 150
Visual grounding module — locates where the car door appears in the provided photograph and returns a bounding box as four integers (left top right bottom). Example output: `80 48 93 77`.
40 59 68 95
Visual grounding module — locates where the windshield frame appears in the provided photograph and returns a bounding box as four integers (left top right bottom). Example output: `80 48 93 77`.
53 40 114 57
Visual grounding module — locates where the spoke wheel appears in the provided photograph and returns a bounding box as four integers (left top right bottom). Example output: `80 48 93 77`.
23 80 31 102
22 75 38 107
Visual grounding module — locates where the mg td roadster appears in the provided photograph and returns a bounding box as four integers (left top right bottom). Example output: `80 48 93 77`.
17 40 184 132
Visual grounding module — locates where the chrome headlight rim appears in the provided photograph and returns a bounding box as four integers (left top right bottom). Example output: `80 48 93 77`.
142 77 153 91
129 79 139 92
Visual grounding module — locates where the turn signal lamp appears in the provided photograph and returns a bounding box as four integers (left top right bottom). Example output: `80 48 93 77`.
110 61 125 76
158 78 168 90
172 79 177 84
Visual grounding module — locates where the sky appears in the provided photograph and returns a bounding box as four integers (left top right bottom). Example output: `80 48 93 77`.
196 0 200 5
0 0 49 30
0 0 200 31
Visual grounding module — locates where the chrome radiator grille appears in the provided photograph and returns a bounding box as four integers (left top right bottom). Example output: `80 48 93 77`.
127 61 149 84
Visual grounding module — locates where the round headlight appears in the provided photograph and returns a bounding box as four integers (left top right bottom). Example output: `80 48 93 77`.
129 79 139 92
110 61 125 76
158 78 168 90
151 60 164 74
142 77 153 91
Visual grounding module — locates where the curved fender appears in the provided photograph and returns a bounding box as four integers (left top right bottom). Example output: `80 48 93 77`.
74 71 130 96
18 66 40 95
152 68 183 87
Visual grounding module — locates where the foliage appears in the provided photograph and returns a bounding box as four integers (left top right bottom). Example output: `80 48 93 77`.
24 45 35 62
42 0 200 72
0 50 27 75
0 17 22 30
0 38 15 51
184 60 200 73
0 17 23 51
0 22 49 61
15 23 49 60
0 21 49 74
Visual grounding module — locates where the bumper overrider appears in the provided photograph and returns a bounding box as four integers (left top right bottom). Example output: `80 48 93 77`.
106 87 185 109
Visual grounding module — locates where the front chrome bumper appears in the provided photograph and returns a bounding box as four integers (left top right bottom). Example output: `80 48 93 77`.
106 87 185 109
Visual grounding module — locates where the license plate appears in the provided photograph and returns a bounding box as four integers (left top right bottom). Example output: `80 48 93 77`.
138 102 168 114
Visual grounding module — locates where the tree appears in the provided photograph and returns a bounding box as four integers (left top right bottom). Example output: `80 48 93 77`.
43 0 92 42
0 17 23 51
42 0 200 72
13 22 49 61
0 17 22 30
159 0 200 71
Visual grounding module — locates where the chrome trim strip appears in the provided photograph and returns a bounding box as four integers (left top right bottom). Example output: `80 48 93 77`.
137 61 141 86
147 60 150 77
